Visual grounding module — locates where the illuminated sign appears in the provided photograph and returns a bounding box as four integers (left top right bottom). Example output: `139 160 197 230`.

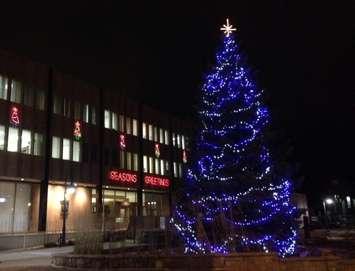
155 143 160 158
10 106 20 126
73 121 82 140
108 170 138 185
119 134 126 149
144 175 170 188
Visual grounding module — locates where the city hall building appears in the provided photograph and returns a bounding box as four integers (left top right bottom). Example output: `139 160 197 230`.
0 50 191 237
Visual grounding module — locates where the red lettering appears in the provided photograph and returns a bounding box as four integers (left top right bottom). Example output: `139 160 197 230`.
108 170 138 184
144 175 170 188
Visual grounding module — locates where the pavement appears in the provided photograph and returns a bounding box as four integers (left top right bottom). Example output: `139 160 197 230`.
0 246 73 270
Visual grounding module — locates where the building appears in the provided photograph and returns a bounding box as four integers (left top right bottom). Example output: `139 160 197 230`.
0 50 191 237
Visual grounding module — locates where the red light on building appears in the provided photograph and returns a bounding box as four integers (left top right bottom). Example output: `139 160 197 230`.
182 150 188 163
108 170 138 185
9 106 20 126
154 143 160 158
73 121 82 140
119 134 126 150
144 175 170 188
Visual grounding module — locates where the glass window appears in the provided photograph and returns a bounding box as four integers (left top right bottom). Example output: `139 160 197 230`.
21 130 32 154
133 153 138 171
120 150 125 169
7 127 19 152
155 159 160 175
72 141 80 162
154 126 158 142
74 102 81 119
143 155 148 173
160 159 165 175
126 151 132 170
63 98 71 117
104 110 110 129
164 130 169 145
182 135 185 149
53 95 62 114
91 107 96 125
83 104 89 123
132 119 138 136
0 125 5 150
33 133 43 156
149 157 154 174
177 134 181 148
0 75 8 100
173 162 178 178
159 128 164 144
172 132 176 146
51 137 61 158
119 115 125 132
10 80 22 103
23 87 34 107
126 117 131 134
148 125 153 141
112 112 118 131
62 138 71 160
179 163 183 178
36 90 45 110
142 122 147 139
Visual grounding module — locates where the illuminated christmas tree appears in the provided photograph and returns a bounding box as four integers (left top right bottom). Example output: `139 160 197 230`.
171 19 296 257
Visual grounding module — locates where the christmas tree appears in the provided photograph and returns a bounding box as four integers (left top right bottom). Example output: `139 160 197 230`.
171 19 296 257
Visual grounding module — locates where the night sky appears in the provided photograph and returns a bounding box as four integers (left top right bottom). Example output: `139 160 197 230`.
0 2 354 206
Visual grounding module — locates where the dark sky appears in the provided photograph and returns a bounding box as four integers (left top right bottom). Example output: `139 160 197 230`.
1 2 354 203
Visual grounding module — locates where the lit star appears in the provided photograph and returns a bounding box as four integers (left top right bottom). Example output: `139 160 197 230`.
220 18 236 37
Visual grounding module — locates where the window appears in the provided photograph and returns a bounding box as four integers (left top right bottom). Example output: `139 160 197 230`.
51 137 61 158
0 75 8 100
132 119 138 136
112 112 118 131
23 87 34 107
133 153 138 171
160 159 165 175
7 127 19 152
173 162 178 178
36 90 45 110
182 135 185 149
126 152 132 170
143 155 148 173
62 138 71 160
0 125 5 150
91 107 96 125
177 134 181 148
21 130 32 154
165 161 169 174
63 98 71 117
149 157 154 174
104 110 110 129
10 80 22 103
159 128 164 144
126 117 131 134
33 133 43 156
53 96 62 114
120 150 125 169
119 115 125 132
172 133 176 146
72 141 80 162
142 122 147 139
83 104 89 123
148 125 153 141
154 126 158 142
74 102 81 119
155 159 160 175
164 130 169 145
178 163 183 178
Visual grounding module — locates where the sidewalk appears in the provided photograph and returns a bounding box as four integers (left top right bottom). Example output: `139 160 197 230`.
0 246 73 270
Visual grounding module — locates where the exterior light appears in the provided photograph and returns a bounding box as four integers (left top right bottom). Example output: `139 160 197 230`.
67 186 76 195
0 197 6 203
325 198 334 205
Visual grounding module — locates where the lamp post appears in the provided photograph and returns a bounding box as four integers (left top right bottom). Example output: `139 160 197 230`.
60 180 76 246
323 197 334 228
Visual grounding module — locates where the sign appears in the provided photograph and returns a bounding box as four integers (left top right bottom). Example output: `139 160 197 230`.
108 170 138 185
119 134 126 149
73 121 82 140
154 143 160 158
144 175 170 188
10 106 20 126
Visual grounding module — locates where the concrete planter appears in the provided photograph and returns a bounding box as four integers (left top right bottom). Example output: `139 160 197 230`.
53 252 355 271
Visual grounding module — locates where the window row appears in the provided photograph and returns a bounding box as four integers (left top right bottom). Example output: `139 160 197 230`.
172 133 188 150
0 125 44 155
173 162 183 178
53 96 96 125
0 75 46 110
51 137 81 162
142 123 169 145
104 110 138 136
143 155 170 176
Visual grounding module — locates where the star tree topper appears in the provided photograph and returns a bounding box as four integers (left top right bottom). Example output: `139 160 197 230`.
220 18 236 37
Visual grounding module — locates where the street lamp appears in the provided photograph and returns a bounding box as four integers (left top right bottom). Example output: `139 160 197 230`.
325 198 334 205
323 197 334 228
60 181 76 246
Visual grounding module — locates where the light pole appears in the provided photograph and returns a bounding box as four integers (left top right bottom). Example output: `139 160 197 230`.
60 180 76 246
323 197 334 228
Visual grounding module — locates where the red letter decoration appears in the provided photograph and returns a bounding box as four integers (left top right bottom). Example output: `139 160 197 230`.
108 170 138 185
155 143 160 158
73 121 82 140
10 106 20 126
144 175 170 188
119 134 126 150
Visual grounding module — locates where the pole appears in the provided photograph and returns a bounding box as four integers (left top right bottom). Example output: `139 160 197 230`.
61 181 67 246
